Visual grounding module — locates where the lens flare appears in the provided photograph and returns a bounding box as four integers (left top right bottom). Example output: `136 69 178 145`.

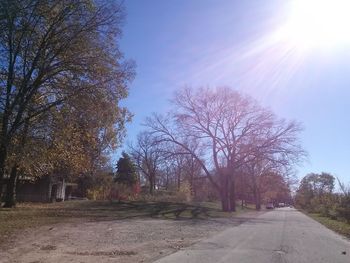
282 0 350 49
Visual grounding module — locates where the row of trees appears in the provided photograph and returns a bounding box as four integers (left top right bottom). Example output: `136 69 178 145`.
0 1 305 211
128 87 305 211
295 173 350 223
0 0 134 207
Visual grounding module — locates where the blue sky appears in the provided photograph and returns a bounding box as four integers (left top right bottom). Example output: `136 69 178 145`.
117 0 350 183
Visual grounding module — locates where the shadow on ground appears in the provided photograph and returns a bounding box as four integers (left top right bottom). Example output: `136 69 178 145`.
55 200 234 221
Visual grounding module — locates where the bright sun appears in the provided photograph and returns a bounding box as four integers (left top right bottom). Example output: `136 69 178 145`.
283 0 350 49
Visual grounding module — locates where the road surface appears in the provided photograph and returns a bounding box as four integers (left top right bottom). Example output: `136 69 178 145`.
155 207 350 263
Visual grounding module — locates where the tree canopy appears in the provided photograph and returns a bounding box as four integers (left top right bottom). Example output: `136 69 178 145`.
0 0 135 207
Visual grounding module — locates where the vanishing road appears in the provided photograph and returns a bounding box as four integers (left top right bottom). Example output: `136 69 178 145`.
156 207 350 263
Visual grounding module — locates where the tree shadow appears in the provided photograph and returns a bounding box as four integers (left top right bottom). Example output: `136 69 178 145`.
56 200 227 222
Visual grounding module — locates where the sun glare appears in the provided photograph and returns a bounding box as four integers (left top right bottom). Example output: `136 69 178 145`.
282 0 350 49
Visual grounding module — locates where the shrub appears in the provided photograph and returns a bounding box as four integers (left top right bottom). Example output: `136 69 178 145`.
336 196 350 223
78 171 113 200
177 181 192 202
110 183 140 201
87 187 111 200
328 209 338 220
308 197 320 213
137 191 182 203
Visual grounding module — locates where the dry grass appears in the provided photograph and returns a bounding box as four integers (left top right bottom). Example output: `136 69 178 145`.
307 213 350 238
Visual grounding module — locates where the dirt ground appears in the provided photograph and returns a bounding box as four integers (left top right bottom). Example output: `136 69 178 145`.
0 214 261 263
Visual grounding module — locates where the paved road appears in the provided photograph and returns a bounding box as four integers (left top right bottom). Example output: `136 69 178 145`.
155 207 350 263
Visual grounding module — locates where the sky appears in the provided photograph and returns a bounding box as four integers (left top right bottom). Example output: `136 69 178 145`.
117 0 350 183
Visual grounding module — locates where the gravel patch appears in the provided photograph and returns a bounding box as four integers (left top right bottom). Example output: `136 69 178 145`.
0 211 264 263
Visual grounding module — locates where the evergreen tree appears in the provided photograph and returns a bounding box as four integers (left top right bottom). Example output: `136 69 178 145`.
115 152 138 186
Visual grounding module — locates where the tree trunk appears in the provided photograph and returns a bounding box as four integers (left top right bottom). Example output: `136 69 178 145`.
0 145 8 202
3 165 18 208
256 192 261 210
165 169 169 190
229 177 236 212
221 193 229 211
149 177 154 195
253 185 261 210
0 108 10 203
190 171 195 197
220 176 230 211
153 175 156 192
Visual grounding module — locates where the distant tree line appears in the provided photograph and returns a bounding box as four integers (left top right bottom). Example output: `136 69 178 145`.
295 173 350 223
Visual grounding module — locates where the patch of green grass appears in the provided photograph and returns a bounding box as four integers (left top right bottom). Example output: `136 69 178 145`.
0 200 246 244
307 212 350 238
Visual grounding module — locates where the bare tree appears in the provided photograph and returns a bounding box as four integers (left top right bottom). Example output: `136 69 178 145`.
145 87 305 211
129 132 164 195
157 142 201 192
180 154 202 196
